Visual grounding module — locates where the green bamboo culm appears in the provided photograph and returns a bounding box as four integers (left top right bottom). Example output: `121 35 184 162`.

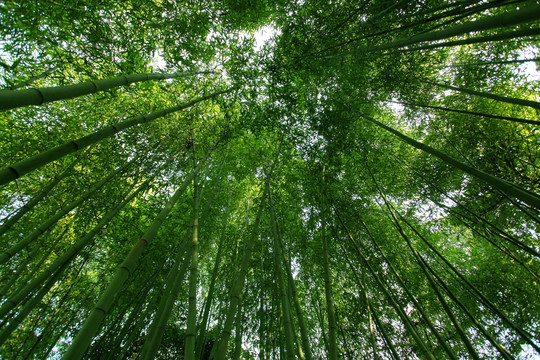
281 238 314 360
60 157 207 360
450 57 540 67
378 28 540 58
369 171 481 360
1 64 60 91
140 241 190 360
196 192 231 360
0 160 133 265
0 181 149 321
0 256 70 345
268 183 296 360
389 100 540 126
0 71 212 111
0 88 232 186
430 81 540 111
212 143 281 360
0 150 85 237
185 177 199 360
329 5 540 58
334 210 437 360
320 170 339 360
345 198 458 360
350 108 540 210
212 191 267 360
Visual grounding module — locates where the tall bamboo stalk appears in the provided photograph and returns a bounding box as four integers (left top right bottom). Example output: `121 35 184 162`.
369 170 481 359
390 100 540 126
328 5 540 58
0 88 231 185
212 190 267 360
333 210 437 360
196 192 231 359
212 143 281 360
139 240 190 360
431 81 540 111
60 154 208 360
320 169 339 360
185 176 199 360
268 183 297 360
350 108 540 209
281 237 314 360
0 181 149 320
0 71 212 111
0 160 133 265
0 149 86 237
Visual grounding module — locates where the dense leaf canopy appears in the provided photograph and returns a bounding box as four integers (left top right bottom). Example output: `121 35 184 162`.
0 1 539 359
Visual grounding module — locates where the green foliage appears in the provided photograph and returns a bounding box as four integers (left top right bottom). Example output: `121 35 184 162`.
1 1 539 359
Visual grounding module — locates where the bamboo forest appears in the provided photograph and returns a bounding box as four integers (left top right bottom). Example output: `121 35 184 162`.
0 0 539 359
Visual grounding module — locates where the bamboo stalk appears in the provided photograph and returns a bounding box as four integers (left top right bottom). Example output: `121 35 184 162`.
60 153 208 360
0 88 232 185
0 71 213 111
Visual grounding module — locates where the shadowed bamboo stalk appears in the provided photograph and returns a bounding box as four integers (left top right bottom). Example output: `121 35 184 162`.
139 239 190 360
114 297 159 360
368 297 400 360
0 247 90 346
340 196 459 360
334 209 437 360
0 231 50 299
450 57 540 67
22 290 92 360
196 192 231 359
212 190 267 360
0 150 86 237
383 27 540 57
0 71 213 111
268 183 296 360
185 176 199 360
60 151 210 360
430 81 540 111
332 27 540 63
369 168 481 359
106 258 172 360
0 88 232 185
0 160 133 265
388 100 540 126
258 247 266 360
366 159 519 359
233 298 243 360
320 169 339 360
95 262 165 359
337 242 380 359
212 143 281 360
316 0 490 57
384 188 540 353
422 253 515 359
0 181 149 320
342 0 410 37
281 236 314 360
348 107 540 209
327 5 540 58
389 154 540 268
1 64 61 91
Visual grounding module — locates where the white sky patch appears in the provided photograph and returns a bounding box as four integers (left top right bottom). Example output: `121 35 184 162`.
253 25 280 52
387 98 405 116
150 51 166 71
520 61 539 81
518 48 540 82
